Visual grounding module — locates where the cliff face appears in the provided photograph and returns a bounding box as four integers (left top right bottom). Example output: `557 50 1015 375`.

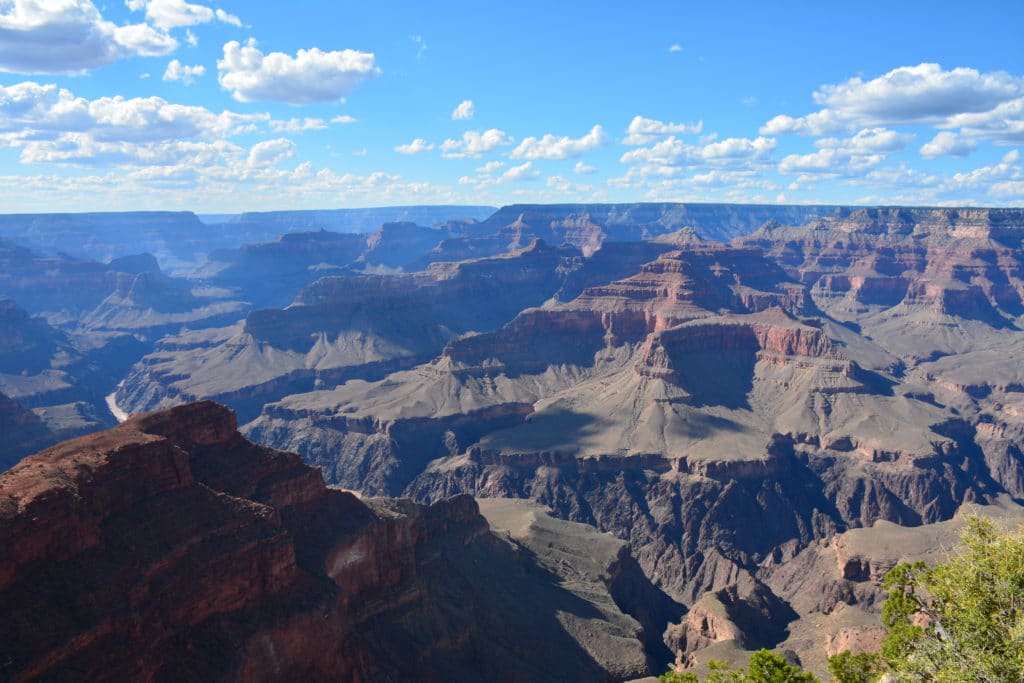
0 402 671 682
117 240 579 424
741 207 1024 361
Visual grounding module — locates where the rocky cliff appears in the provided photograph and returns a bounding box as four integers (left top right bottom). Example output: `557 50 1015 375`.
117 240 580 423
0 401 676 681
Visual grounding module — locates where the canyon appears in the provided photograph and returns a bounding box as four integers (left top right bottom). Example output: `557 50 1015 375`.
2 203 1024 679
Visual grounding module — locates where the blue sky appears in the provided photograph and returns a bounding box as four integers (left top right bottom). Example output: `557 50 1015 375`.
0 0 1022 212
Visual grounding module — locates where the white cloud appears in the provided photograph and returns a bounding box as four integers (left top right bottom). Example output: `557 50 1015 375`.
510 124 608 160
815 127 914 153
476 160 503 173
778 148 879 175
546 175 593 195
269 117 327 132
162 59 205 85
18 135 245 167
621 135 775 167
247 138 295 167
946 149 1021 190
0 0 177 74
458 160 538 189
440 128 513 158
701 135 776 160
330 114 356 124
574 161 597 174
451 99 474 120
214 8 241 26
0 81 264 167
777 128 911 176
668 44 682 53
500 161 538 182
943 97 1024 144
394 138 434 154
919 131 978 159
815 63 1022 124
126 0 241 29
217 39 380 104
762 64 1024 138
623 115 702 144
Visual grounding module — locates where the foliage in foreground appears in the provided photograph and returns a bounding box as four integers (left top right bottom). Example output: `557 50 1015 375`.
879 516 1024 682
826 651 884 683
659 649 818 682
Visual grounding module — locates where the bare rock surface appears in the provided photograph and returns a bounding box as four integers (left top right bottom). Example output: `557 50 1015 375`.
0 401 669 682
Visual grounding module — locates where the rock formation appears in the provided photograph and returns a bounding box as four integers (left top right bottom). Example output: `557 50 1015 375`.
117 240 580 423
0 402 676 681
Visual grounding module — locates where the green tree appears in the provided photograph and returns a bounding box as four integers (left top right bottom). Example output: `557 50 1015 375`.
879 516 1024 682
659 649 818 682
826 650 884 683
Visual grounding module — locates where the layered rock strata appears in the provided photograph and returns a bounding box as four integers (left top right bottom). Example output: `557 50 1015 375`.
0 402 671 681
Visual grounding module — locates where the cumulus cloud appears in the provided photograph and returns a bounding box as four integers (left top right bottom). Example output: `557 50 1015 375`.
0 81 264 167
510 125 608 160
815 127 914 153
943 97 1024 144
701 136 776 160
815 63 1022 124
476 160 503 173
0 0 177 74
269 117 327 132
394 138 434 154
919 131 978 159
451 99 474 120
668 44 682 53
621 135 775 168
762 63 1024 138
574 161 597 174
217 39 380 104
126 0 241 29
458 160 538 189
440 128 513 158
777 128 911 176
247 138 295 167
623 115 702 144
778 148 883 175
162 59 205 84
18 135 245 167
214 8 241 26
330 114 356 124
500 161 539 182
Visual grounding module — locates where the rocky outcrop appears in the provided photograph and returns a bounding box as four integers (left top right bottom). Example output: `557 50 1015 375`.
741 207 1024 361
118 240 579 423
0 401 674 682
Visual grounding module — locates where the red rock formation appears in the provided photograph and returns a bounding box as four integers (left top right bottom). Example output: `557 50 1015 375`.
0 401 659 682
